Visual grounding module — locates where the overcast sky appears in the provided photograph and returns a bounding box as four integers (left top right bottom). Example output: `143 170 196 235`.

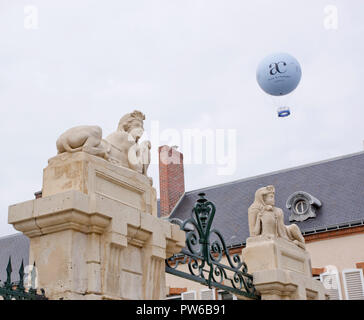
1 1 363 236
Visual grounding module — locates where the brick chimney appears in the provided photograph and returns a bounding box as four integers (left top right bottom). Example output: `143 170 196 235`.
159 145 185 217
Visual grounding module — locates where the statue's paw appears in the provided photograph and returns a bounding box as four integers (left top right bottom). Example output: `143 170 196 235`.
293 240 305 249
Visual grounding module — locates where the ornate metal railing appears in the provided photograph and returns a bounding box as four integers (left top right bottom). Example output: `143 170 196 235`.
0 257 48 300
165 193 260 300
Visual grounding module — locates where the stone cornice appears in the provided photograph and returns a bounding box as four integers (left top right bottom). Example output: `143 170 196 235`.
8 190 111 237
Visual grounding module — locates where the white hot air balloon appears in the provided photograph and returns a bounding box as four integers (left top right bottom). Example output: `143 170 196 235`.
256 52 302 117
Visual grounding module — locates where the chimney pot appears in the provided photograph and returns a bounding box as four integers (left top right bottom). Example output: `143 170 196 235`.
34 190 42 199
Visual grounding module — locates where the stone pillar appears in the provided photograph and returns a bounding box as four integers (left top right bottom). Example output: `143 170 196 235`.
8 152 185 300
241 236 328 300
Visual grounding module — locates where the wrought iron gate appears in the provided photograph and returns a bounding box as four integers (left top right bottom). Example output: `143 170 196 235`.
0 257 48 300
165 193 260 300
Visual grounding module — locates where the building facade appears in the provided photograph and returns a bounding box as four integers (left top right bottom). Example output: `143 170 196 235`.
159 146 364 300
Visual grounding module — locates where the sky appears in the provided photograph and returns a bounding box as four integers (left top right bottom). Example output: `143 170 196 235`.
0 0 363 236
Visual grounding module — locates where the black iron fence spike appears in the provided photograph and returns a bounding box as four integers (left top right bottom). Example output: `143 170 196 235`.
6 256 12 285
18 260 25 290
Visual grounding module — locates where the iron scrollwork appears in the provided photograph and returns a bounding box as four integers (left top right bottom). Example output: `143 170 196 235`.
165 193 260 299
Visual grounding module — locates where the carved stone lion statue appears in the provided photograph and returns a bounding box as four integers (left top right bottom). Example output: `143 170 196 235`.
248 185 306 249
56 110 152 184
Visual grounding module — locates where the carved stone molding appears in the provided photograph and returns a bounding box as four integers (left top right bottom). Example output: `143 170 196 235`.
286 191 322 222
8 191 111 237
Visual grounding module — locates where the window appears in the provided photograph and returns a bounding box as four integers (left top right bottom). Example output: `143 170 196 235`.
200 288 215 300
165 295 181 300
320 271 342 300
217 290 237 300
181 290 197 300
286 191 322 222
342 269 364 300
294 200 308 215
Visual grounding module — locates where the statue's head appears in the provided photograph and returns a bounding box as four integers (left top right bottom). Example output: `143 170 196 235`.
118 110 145 142
254 185 275 207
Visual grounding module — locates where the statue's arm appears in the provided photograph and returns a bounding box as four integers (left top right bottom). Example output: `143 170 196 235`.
253 212 262 236
140 140 151 175
276 208 290 239
127 144 142 173
249 208 262 236
277 209 285 225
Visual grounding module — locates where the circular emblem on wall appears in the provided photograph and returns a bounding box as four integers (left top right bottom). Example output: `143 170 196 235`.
286 191 322 222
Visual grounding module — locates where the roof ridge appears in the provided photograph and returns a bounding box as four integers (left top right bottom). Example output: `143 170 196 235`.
184 150 364 195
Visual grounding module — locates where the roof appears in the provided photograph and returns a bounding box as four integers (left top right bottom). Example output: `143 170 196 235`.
169 151 364 246
0 233 29 282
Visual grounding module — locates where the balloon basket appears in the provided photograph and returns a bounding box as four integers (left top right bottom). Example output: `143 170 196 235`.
277 107 291 118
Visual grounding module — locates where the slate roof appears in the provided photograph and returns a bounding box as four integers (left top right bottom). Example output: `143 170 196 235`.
169 151 364 247
0 233 29 282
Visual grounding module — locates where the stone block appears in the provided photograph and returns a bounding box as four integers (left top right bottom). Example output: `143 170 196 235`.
242 236 311 276
8 200 34 224
241 237 328 300
43 152 157 216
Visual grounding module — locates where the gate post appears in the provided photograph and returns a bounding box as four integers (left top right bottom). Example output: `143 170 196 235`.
241 236 327 300
8 152 185 300
240 185 328 300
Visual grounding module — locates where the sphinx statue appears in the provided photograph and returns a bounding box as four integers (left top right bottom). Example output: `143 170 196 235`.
248 185 305 249
56 110 152 184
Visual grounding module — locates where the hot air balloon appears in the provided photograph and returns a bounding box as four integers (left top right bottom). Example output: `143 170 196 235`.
256 52 302 117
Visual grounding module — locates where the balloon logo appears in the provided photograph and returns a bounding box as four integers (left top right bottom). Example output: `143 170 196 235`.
256 52 302 96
